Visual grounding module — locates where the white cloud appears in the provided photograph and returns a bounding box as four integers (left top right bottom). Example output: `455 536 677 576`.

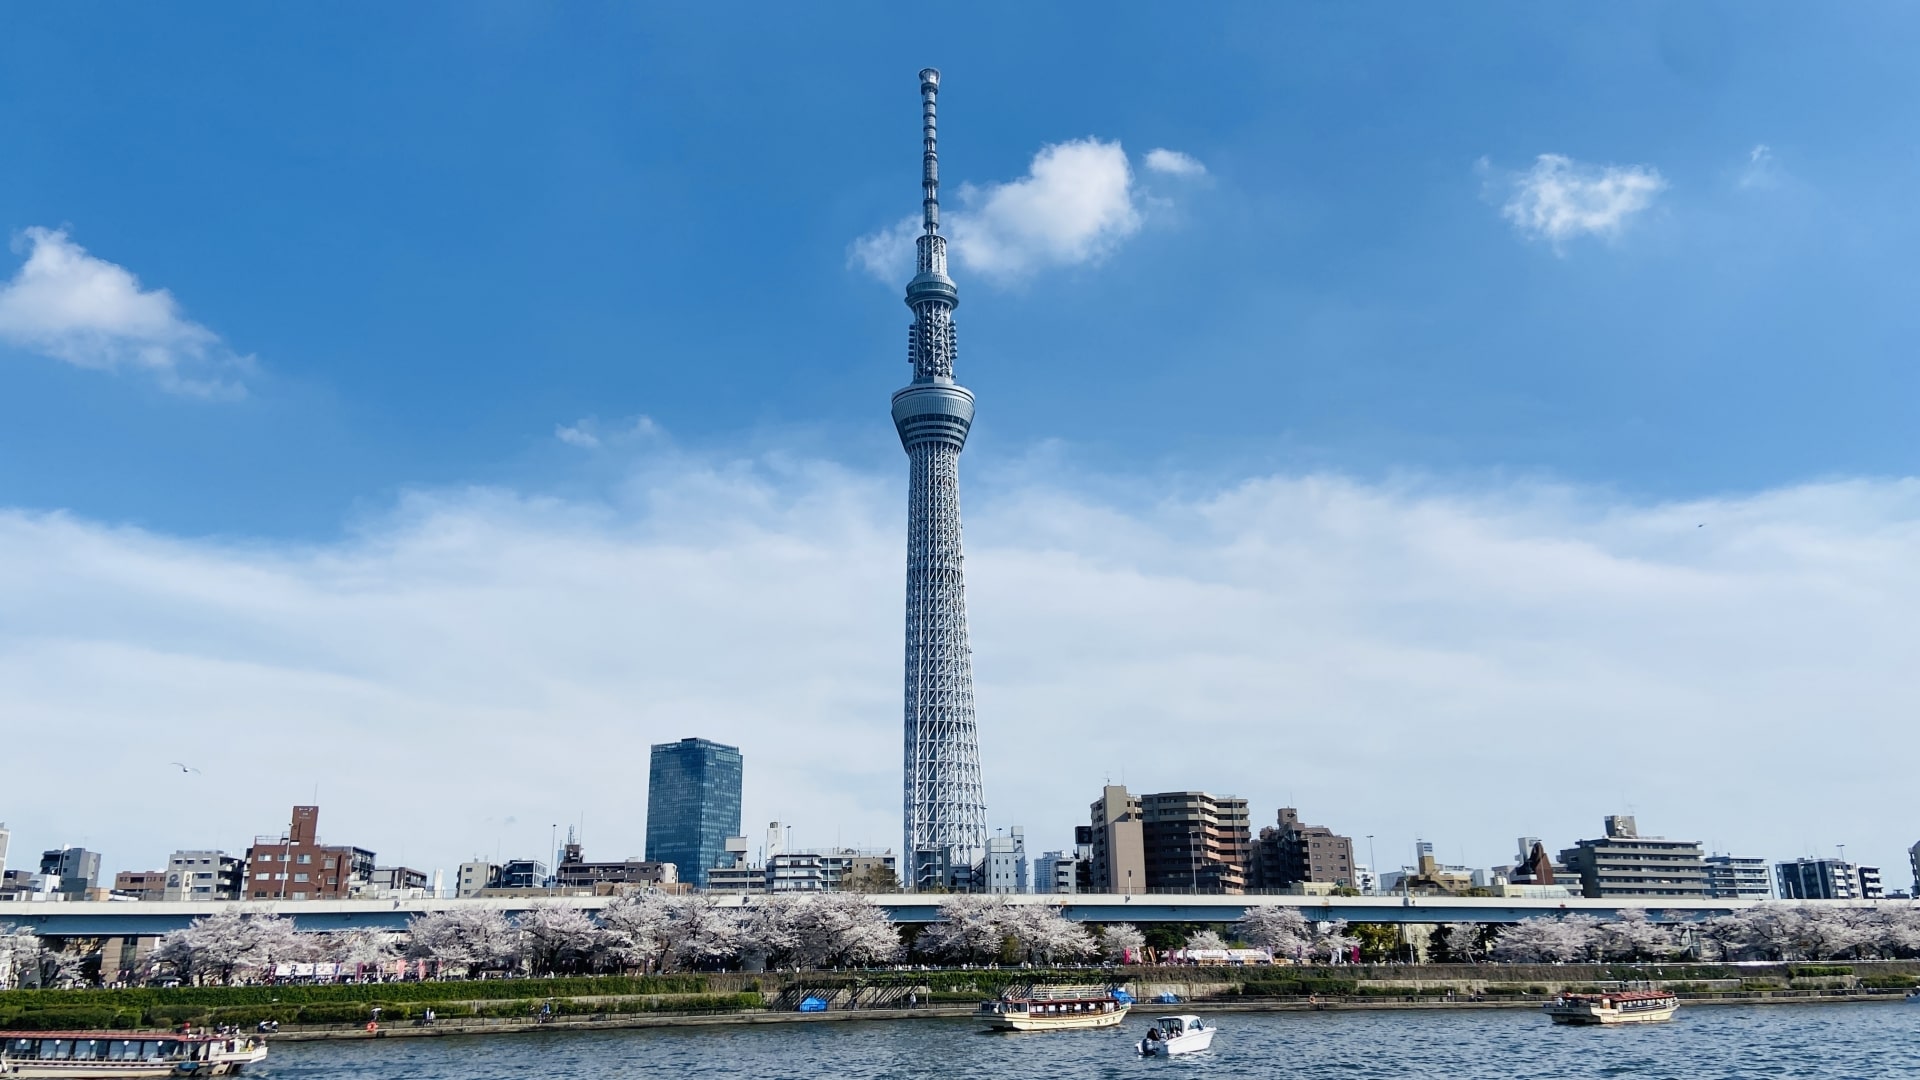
1144 148 1207 178
1 456 1916 878
0 227 250 397
847 217 922 283
556 421 602 448
1494 154 1667 253
851 138 1147 282
554 415 661 449
1740 143 1778 190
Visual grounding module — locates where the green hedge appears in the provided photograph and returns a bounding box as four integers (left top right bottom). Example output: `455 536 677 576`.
0 1006 145 1030
1234 978 1357 996
1862 975 1918 989
0 975 711 1011
1788 965 1853 978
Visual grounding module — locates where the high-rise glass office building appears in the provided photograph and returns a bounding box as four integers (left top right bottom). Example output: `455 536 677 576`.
645 738 743 889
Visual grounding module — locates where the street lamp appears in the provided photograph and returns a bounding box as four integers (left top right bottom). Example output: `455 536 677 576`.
1366 835 1377 897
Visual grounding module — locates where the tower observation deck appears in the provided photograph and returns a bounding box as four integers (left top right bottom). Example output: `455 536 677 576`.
892 67 987 891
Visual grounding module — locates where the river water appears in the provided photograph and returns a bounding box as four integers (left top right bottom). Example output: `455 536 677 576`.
263 1003 1920 1079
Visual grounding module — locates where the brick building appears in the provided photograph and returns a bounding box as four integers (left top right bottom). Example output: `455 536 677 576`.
112 870 168 901
243 805 375 900
1248 807 1357 891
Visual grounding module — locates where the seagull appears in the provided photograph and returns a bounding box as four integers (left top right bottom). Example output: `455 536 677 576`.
169 762 200 774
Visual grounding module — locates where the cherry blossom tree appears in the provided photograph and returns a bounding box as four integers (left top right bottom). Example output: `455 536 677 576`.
325 928 402 968
149 909 309 985
666 896 745 970
0 926 49 989
1235 906 1312 961
518 904 603 975
1099 923 1146 962
1317 920 1361 964
598 892 675 973
407 908 521 977
1594 910 1676 961
1439 923 1489 963
1186 929 1228 951
1007 906 1097 964
1490 914 1598 963
737 893 807 970
915 895 1016 963
790 893 902 968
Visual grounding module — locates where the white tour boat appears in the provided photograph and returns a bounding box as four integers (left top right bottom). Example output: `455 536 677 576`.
978 985 1131 1031
1543 990 1679 1025
1137 1014 1215 1057
0 1032 268 1077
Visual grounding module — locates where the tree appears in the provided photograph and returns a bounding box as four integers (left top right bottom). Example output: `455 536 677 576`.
1236 907 1311 961
737 894 807 970
1490 914 1598 963
915 895 1016 963
1594 911 1675 962
0 927 48 989
791 893 902 968
1099 923 1146 962
1347 923 1401 964
1435 923 1488 963
1316 920 1361 964
407 908 520 978
1007 906 1097 965
599 892 675 973
518 905 602 975
667 896 745 970
326 929 401 969
1185 929 1228 951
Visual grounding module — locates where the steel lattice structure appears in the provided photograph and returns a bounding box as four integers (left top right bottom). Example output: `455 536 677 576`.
891 68 988 892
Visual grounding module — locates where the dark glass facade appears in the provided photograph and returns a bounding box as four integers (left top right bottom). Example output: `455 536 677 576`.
645 738 743 889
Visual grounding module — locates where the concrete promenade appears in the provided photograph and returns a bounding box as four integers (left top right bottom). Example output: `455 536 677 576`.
4 892 1902 936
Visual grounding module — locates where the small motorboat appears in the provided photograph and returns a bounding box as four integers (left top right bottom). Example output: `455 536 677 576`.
1136 1014 1215 1057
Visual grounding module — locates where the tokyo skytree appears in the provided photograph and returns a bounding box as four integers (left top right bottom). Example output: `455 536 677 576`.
892 67 988 891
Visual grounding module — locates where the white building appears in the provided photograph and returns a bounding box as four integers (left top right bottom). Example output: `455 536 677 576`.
1034 850 1078 894
163 850 244 901
983 827 1028 894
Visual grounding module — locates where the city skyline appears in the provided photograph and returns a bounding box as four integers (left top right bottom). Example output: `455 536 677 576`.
2 8 1918 880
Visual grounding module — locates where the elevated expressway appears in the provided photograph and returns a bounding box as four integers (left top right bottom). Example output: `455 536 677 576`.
0 892 1853 937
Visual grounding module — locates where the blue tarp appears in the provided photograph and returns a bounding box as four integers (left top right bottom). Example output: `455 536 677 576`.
1112 989 1135 1004
1153 992 1180 1003
797 997 829 1012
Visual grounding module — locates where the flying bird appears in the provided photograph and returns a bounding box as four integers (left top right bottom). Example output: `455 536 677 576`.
169 762 200 774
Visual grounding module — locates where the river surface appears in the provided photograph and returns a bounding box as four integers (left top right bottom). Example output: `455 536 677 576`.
261 1003 1920 1079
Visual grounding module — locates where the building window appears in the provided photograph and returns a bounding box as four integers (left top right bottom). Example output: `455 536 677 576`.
293 874 309 883
291 892 307 900
298 854 312 865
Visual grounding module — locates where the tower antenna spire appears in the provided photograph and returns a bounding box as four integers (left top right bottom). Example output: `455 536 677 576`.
920 67 941 237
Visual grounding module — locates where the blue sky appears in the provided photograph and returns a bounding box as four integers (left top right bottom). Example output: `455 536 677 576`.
3 6 1918 882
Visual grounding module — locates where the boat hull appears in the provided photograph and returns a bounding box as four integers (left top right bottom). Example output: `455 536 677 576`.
0 1060 261 1078
1140 1028 1215 1056
0 1036 267 1078
986 1007 1128 1032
